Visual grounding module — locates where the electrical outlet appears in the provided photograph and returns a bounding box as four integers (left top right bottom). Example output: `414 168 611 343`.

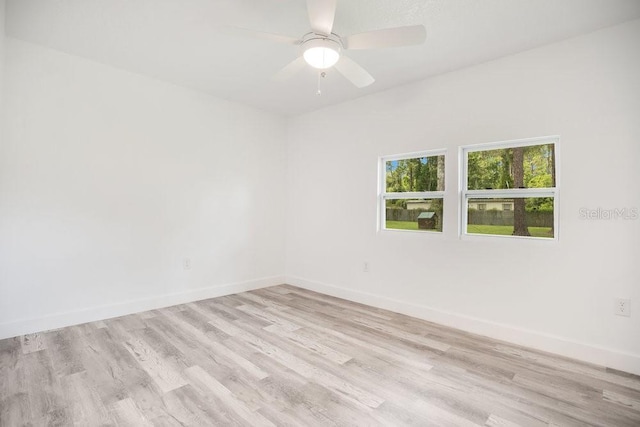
614 298 630 317
363 261 370 273
183 258 192 270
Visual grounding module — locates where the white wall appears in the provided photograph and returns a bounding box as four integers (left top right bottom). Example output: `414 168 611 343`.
0 1 4 72
0 0 5 332
0 38 287 337
0 0 4 88
286 20 640 374
0 0 4 162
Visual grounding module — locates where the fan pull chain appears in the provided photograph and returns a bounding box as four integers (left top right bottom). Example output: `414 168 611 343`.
316 71 326 96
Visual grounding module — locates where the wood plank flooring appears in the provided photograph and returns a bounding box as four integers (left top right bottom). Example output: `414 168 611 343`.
1 284 639 426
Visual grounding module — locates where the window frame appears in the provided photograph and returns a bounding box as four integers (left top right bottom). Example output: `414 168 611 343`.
378 149 446 233
459 136 559 241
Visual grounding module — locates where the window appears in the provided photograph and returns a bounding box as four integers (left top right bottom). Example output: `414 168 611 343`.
461 136 557 239
379 151 445 232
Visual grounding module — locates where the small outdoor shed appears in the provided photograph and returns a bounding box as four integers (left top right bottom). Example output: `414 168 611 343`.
417 212 437 229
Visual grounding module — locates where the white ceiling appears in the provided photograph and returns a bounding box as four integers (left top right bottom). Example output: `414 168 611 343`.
5 0 640 116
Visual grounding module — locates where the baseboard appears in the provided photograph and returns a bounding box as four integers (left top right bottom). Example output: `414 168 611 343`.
0 275 285 340
285 275 640 376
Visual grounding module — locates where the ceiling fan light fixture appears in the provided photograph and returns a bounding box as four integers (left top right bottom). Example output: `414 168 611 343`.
302 38 341 69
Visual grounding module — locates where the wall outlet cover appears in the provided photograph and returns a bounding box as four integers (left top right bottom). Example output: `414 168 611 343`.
614 298 630 317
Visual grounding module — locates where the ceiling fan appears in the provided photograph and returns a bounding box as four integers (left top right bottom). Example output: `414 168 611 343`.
234 0 427 88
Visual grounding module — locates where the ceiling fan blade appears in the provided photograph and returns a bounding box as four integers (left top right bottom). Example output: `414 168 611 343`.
220 26 300 45
334 56 375 88
344 25 426 50
273 56 307 82
306 0 337 36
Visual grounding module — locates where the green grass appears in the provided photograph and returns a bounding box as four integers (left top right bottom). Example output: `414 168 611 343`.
467 224 553 238
385 221 553 238
385 221 441 232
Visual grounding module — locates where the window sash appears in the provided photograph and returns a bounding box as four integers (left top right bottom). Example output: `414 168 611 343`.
465 188 555 198
382 196 445 232
462 195 558 239
382 191 445 200
462 135 557 154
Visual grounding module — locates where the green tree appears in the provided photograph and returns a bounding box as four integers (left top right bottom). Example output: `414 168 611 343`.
468 150 506 190
386 156 442 193
512 147 530 236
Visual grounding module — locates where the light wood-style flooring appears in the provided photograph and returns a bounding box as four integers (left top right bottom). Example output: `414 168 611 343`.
1 284 639 426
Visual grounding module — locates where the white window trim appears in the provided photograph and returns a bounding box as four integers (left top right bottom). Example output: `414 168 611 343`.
378 149 446 233
459 136 559 241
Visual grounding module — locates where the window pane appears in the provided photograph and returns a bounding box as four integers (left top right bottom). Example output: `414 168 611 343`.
385 199 443 232
467 197 554 238
467 143 555 190
386 155 445 192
